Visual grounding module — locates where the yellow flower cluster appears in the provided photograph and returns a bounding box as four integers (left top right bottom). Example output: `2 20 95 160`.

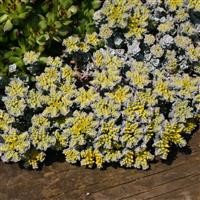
0 128 30 162
0 110 14 131
63 32 100 53
23 51 40 65
127 6 149 39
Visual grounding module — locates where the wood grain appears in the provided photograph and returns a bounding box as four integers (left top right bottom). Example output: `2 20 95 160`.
0 131 199 200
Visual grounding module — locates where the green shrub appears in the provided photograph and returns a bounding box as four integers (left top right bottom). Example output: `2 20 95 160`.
0 0 102 76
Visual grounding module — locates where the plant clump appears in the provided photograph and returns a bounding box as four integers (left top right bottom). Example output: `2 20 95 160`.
0 0 199 170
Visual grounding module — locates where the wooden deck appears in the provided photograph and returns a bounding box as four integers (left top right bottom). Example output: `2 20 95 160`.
0 131 199 200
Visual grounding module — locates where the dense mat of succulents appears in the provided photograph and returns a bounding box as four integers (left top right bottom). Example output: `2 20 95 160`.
0 0 199 170
0 0 101 76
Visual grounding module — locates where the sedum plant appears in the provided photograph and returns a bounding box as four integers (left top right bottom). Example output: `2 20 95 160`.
0 0 199 170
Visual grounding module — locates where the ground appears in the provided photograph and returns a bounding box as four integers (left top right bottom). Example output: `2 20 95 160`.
0 131 199 200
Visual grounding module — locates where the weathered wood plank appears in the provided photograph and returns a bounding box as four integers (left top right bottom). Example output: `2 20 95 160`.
0 131 199 200
149 182 200 200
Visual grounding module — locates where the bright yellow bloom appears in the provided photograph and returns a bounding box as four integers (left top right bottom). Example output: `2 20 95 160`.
30 127 56 151
3 97 26 117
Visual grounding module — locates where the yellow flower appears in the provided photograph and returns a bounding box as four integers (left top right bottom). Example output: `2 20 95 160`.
158 21 174 33
27 89 45 109
104 150 122 162
92 70 121 89
0 110 14 131
95 119 120 149
75 87 99 108
5 78 28 98
172 74 199 98
161 121 186 147
54 130 69 149
30 127 56 151
189 0 200 11
183 120 197 133
43 89 72 117
94 150 104 168
103 0 130 27
79 42 90 53
136 90 158 106
31 114 50 129
123 101 149 121
106 85 131 104
69 111 98 137
134 150 154 170
107 54 123 70
174 35 191 49
93 50 104 67
180 22 196 36
63 148 80 164
126 70 150 89
63 36 80 53
144 34 155 45
81 148 95 168
166 0 184 10
3 97 26 117
153 80 174 101
120 150 134 167
127 6 149 39
171 100 193 122
187 45 200 61
23 51 40 65
175 9 189 22
0 128 30 162
36 67 59 90
150 44 164 58
92 97 120 119
61 65 74 82
24 150 45 169
46 56 62 68
60 82 76 97
85 32 100 46
154 139 170 159
99 24 113 39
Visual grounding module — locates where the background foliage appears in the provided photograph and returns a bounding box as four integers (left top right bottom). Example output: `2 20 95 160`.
0 0 101 76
